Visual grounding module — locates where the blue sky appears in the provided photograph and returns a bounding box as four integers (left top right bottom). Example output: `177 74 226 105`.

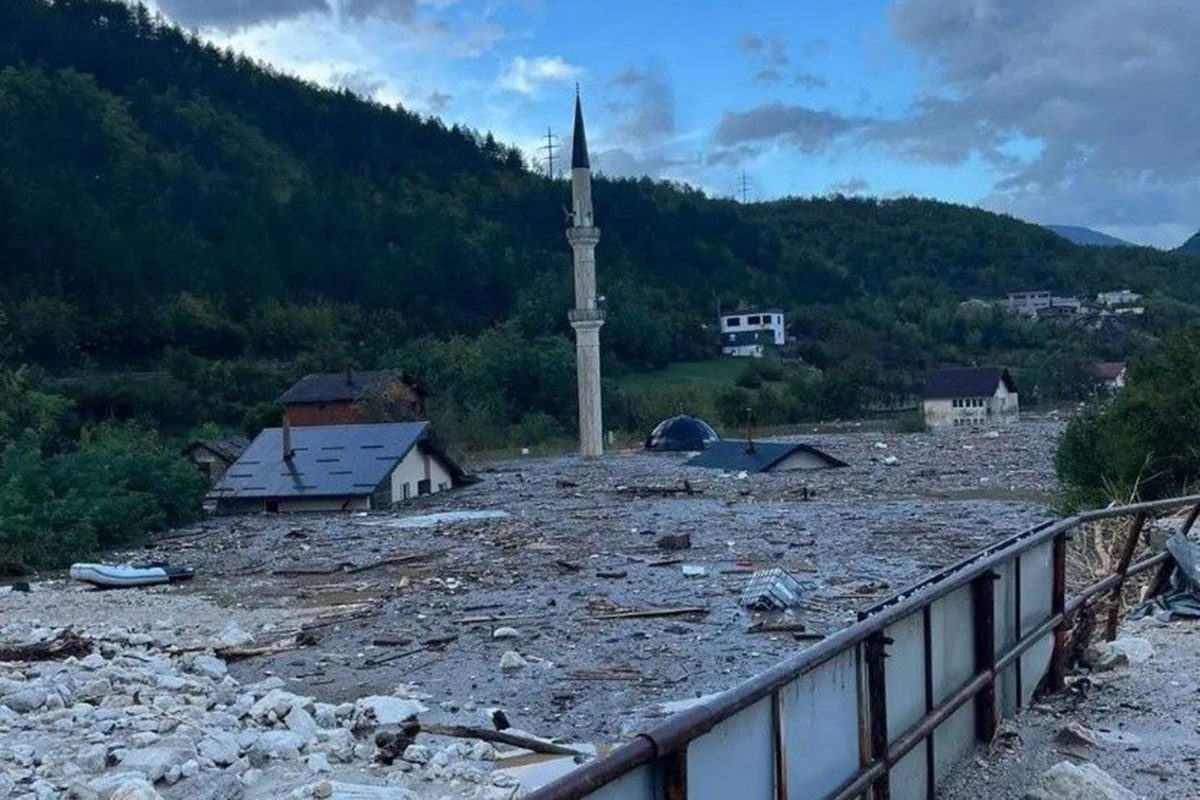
149 0 1200 248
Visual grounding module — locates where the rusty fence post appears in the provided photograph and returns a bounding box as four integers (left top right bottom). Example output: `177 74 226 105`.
1146 504 1200 598
971 572 998 741
1048 533 1067 691
659 748 688 800
1105 512 1148 641
864 632 891 800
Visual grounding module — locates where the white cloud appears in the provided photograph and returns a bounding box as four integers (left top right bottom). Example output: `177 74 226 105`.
497 55 582 96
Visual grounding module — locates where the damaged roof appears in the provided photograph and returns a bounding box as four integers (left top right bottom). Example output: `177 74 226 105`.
184 436 250 463
687 440 847 473
207 422 466 501
923 367 1017 400
278 371 419 405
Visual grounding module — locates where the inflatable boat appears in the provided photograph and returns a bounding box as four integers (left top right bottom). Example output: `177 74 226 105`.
69 562 194 589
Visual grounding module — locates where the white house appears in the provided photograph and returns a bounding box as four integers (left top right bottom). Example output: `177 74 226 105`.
208 421 469 513
1096 289 1142 307
1000 291 1051 316
923 367 1020 429
720 310 785 357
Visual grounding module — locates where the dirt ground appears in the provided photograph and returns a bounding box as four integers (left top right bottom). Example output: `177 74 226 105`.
65 419 1052 748
939 615 1200 799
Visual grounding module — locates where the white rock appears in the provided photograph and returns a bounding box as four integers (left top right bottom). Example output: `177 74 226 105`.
3 687 48 713
77 743 108 772
1084 637 1155 671
401 744 430 765
198 732 240 766
1023 760 1138 800
214 622 254 650
353 696 426 726
681 564 708 577
247 730 303 765
491 627 520 640
285 705 320 742
307 752 332 773
498 651 527 672
249 689 310 721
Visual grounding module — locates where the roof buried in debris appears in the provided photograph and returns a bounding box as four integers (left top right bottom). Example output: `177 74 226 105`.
923 367 1017 400
687 440 847 473
208 422 466 500
278 371 416 405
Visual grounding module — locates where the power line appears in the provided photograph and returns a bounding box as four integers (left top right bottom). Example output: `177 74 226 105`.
737 171 751 203
540 127 558 178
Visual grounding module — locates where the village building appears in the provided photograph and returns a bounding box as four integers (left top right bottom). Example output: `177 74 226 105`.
923 367 1020 429
183 437 249 484
1096 289 1142 308
719 310 785 357
279 370 425 427
207 421 468 513
1087 361 1128 393
687 440 847 472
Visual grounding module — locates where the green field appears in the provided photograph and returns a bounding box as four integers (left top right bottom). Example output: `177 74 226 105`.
616 358 748 393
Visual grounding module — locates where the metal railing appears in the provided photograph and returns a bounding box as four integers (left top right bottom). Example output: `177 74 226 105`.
527 494 1200 800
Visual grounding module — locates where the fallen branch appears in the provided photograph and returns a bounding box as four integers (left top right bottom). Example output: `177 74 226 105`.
419 722 584 756
590 607 708 621
345 549 447 574
614 481 702 498
272 549 445 578
747 621 807 634
0 628 92 662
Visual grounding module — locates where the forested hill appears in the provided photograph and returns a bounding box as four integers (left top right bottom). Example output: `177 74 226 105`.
2 0 1199 443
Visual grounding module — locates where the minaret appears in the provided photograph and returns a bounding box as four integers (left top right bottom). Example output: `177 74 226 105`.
566 89 604 457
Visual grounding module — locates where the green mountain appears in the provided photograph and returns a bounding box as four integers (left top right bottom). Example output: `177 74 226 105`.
1044 225 1134 248
2 0 1198 442
1179 231 1200 254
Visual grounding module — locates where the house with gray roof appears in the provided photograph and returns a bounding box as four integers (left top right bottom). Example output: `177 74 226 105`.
922 367 1019 429
184 436 250 484
207 422 469 513
687 440 847 473
279 370 425 427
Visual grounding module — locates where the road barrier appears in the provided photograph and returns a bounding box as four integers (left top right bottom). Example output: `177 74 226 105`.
527 494 1200 800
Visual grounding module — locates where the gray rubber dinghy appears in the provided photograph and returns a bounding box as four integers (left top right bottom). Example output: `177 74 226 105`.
69 562 194 589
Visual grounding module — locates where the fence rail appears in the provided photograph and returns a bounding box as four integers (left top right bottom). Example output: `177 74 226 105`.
527 494 1200 800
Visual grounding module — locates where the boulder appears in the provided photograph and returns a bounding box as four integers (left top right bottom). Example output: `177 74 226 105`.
213 622 254 650
1084 637 1155 672
3 686 48 713
1023 760 1139 800
498 651 527 671
189 655 228 681
117 746 189 783
111 780 164 800
491 627 520 640
198 732 240 766
166 773 245 800
284 705 320 742
353 696 426 727
246 730 303 766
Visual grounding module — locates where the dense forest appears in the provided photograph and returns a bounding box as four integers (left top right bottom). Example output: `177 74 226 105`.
2 0 1199 449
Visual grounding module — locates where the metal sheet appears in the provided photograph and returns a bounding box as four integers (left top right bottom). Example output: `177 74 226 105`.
687 697 775 800
992 559 1018 716
1019 541 1055 704
887 740 928 800
586 764 655 800
929 587 977 785
780 648 860 799
884 611 926 740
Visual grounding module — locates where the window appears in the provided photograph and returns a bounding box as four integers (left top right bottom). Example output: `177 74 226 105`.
748 315 760 325
265 500 280 513
726 316 741 327
418 479 431 495
401 482 410 500
438 482 449 491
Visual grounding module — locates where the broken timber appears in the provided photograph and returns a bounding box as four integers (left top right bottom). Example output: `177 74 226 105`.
589 606 708 621
614 481 702 498
0 628 92 662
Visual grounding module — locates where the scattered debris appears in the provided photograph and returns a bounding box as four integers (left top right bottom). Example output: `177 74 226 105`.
589 607 709 621
740 567 806 610
746 620 807 634
615 481 701 498
0 627 92 662
596 570 628 579
359 510 511 529
1082 637 1155 671
656 533 692 551
681 564 708 578
499 651 528 671
492 627 520 640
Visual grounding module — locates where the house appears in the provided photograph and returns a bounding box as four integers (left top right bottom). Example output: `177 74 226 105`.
719 310 785 357
923 367 1020 429
687 440 847 473
208 421 469 513
279 370 425 427
1096 289 1142 308
1000 291 1051 316
1087 361 1127 392
183 437 250 484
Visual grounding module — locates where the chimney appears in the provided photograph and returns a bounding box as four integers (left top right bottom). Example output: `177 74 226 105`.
281 414 294 461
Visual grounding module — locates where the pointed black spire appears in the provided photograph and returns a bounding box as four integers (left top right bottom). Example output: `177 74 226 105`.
571 86 590 170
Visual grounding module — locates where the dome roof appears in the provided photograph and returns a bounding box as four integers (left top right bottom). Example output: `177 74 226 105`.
644 415 720 452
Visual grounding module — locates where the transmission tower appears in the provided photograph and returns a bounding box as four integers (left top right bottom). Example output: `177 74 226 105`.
737 171 751 203
540 127 558 178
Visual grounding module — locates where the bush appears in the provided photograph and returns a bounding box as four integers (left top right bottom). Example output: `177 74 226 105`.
1056 326 1200 509
893 412 928 433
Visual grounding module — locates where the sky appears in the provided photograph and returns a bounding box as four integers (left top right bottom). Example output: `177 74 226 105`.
143 0 1200 249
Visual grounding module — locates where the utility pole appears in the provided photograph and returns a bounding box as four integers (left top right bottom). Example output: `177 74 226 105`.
540 127 558 178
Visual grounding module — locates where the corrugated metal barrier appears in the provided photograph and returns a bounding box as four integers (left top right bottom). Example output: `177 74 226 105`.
526 494 1200 800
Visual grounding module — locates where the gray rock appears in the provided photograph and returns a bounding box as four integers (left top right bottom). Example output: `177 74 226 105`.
247 731 303 766
77 743 109 772
294 784 417 800
284 706 319 742
248 689 309 721
401 744 430 765
3 687 48 713
198 733 240 767
189 655 228 681
1084 637 1155 672
306 752 332 773
491 627 520 640
1023 760 1138 800
164 773 244 800
87 772 157 798
118 747 189 783
213 622 253 650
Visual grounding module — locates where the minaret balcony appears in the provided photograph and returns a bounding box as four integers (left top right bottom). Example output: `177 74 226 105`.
568 308 606 324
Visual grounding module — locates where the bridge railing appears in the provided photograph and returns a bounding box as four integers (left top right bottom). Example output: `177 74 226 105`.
526 494 1200 800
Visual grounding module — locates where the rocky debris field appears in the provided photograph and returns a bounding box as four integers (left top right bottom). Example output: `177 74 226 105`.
940 616 1200 799
0 611 563 800
2 421 1063 797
